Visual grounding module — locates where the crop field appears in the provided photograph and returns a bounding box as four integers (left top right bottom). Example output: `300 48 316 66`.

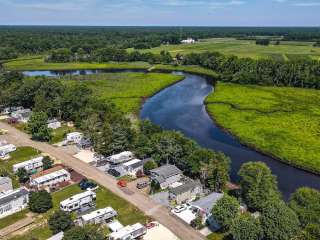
206 82 320 173
143 38 320 60
61 72 184 114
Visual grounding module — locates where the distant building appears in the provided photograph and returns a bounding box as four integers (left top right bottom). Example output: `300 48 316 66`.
0 187 29 219
109 223 147 240
150 165 182 189
169 179 202 204
12 156 44 174
11 108 32 123
30 166 71 189
66 132 83 144
107 151 134 165
0 177 13 192
47 119 61 130
60 190 96 212
76 207 117 226
122 159 143 177
181 38 196 44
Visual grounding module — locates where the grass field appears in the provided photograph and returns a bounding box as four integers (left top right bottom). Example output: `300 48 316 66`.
206 82 320 173
143 38 320 60
61 72 184 113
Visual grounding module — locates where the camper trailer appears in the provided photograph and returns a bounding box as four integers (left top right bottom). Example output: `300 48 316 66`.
77 207 117 226
12 156 44 173
108 223 147 240
60 190 96 212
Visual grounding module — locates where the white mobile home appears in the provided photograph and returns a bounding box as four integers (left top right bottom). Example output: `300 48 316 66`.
30 166 71 189
66 132 83 144
11 108 32 123
77 207 117 226
13 156 44 173
109 223 147 240
47 119 61 129
107 151 134 165
0 187 29 219
0 144 16 155
122 159 143 177
60 190 96 212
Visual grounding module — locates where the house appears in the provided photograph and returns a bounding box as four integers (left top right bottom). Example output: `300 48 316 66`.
60 190 96 212
47 119 61 129
181 38 196 44
66 132 83 144
122 159 143 177
30 166 71 189
169 179 202 204
76 207 117 226
150 165 182 189
12 156 44 174
0 177 13 192
107 151 134 165
109 223 147 240
0 187 29 219
11 108 32 123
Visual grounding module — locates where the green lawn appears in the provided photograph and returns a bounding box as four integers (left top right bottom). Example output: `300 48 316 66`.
49 125 75 144
206 233 226 240
61 72 184 114
206 82 320 173
142 38 320 60
0 147 41 188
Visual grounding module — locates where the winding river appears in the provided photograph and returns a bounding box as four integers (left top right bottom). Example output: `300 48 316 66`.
24 70 320 199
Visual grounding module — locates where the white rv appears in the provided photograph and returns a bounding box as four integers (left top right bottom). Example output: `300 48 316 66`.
77 207 117 226
107 151 134 165
60 190 96 212
47 119 61 129
12 156 44 173
66 132 83 144
0 144 16 158
109 223 147 240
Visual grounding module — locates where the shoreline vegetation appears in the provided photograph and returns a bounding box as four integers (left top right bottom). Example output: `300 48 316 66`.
3 57 320 176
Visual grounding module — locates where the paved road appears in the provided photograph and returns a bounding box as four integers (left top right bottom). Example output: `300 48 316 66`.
0 122 204 240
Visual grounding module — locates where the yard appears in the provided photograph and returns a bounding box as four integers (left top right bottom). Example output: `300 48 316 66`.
206 82 320 173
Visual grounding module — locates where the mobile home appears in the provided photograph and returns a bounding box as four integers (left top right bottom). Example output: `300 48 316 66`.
13 156 44 173
77 207 117 226
109 223 147 240
60 190 96 212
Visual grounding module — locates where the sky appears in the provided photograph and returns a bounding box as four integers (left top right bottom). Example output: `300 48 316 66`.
0 0 319 26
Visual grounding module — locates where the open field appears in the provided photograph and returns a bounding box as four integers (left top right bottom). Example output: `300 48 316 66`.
143 38 320 60
206 82 320 173
61 72 184 114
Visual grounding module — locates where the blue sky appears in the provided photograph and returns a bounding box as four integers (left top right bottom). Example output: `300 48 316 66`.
0 0 319 26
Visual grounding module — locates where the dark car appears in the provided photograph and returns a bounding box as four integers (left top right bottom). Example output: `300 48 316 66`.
136 181 150 189
107 169 121 178
79 179 97 190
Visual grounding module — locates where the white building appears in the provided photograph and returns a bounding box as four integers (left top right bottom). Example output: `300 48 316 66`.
60 190 96 212
107 151 134 165
66 132 83 144
12 156 44 173
47 119 61 129
181 38 196 44
0 187 29 219
77 207 117 226
0 144 16 159
47 232 64 240
30 166 71 189
11 108 32 123
122 159 143 177
109 223 147 240
150 165 182 189
0 177 13 192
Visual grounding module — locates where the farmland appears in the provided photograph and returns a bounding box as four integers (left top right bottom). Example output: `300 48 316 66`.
206 82 320 173
143 38 320 60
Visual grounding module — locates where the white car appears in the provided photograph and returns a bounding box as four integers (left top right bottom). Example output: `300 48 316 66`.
174 205 187 213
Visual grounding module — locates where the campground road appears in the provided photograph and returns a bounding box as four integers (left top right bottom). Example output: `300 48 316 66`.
0 122 204 240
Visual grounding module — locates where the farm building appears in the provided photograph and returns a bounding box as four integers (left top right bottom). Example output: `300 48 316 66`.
30 166 71 189
0 187 29 219
150 165 182 189
11 108 32 123
107 151 134 165
0 177 13 192
169 179 202 204
47 119 61 129
60 190 96 212
122 159 143 177
76 207 117 226
108 223 147 240
12 156 44 173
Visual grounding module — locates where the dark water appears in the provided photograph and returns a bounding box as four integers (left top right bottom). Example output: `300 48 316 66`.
23 70 320 199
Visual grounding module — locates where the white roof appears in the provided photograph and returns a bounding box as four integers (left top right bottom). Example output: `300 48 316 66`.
32 169 69 185
109 223 145 239
81 207 116 221
122 159 141 167
0 144 16 151
108 220 124 232
60 190 95 206
108 151 133 164
67 132 82 137
13 156 43 169
47 232 64 240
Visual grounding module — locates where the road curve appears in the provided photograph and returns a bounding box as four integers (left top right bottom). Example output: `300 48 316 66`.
0 122 204 240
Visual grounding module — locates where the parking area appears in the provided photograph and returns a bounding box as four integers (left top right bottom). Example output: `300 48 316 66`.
171 205 197 225
150 191 170 207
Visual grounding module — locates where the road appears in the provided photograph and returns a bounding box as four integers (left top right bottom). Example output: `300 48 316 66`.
0 122 204 240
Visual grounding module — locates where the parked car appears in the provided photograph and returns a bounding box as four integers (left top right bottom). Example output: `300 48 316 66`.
136 181 150 189
174 205 187 213
107 169 121 178
79 179 97 190
117 179 127 188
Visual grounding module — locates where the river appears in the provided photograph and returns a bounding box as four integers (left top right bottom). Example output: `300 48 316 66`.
24 70 320 199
